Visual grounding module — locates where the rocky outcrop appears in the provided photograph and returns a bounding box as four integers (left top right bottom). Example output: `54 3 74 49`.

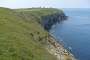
41 12 67 30
47 34 76 60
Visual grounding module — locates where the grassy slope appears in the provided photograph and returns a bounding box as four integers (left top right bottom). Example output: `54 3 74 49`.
0 7 62 60
15 8 63 23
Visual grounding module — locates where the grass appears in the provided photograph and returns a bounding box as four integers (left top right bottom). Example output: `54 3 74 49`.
15 8 64 23
0 7 63 60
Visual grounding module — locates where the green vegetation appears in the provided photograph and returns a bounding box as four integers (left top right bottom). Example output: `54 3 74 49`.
0 7 63 60
15 8 64 23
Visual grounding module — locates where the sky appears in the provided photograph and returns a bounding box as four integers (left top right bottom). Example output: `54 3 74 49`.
0 0 90 8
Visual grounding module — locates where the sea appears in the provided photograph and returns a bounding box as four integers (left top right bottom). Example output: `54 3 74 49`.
50 8 90 60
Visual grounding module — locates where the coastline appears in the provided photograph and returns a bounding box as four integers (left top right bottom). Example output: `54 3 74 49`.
16 8 76 60
39 9 76 60
0 7 76 60
46 33 77 60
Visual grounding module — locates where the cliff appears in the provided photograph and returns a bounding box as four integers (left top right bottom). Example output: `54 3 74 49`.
41 12 67 30
0 7 75 60
16 8 67 30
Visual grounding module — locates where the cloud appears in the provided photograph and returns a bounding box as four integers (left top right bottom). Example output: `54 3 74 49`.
0 0 89 8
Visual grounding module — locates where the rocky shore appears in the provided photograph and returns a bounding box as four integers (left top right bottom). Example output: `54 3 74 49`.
46 34 77 60
40 10 76 60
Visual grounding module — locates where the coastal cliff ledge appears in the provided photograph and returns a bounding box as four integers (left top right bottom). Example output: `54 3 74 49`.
41 12 67 30
0 7 75 60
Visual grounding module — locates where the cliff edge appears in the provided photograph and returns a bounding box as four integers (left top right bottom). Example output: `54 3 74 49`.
0 7 76 60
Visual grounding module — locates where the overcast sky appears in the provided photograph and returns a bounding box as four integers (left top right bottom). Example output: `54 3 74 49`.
0 0 90 8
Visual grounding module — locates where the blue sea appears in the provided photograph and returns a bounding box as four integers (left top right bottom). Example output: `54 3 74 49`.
50 8 90 60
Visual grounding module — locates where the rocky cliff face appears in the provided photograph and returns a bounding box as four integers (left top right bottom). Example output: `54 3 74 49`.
40 11 77 60
41 12 67 30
